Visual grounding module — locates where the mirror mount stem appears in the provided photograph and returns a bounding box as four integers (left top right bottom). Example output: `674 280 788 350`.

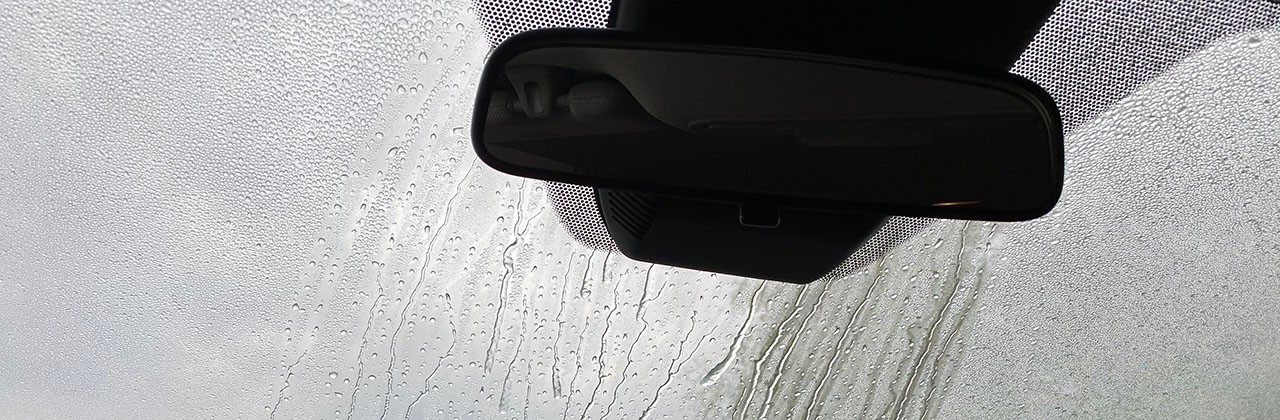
608 0 1058 72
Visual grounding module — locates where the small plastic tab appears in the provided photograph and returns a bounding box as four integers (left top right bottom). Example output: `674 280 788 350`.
504 65 569 118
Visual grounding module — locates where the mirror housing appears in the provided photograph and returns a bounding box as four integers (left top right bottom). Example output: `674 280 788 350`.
471 28 1063 282
474 28 1063 222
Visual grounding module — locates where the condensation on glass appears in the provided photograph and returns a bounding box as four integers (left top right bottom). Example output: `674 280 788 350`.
0 1 1278 419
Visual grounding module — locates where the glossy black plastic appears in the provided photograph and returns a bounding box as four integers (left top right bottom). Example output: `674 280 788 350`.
473 28 1064 222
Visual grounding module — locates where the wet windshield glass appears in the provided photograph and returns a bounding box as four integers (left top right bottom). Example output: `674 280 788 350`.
1 1 1277 418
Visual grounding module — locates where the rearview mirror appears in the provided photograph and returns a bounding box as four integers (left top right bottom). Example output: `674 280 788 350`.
473 29 1063 221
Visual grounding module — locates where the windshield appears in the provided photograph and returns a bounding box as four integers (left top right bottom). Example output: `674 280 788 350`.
0 1 1277 419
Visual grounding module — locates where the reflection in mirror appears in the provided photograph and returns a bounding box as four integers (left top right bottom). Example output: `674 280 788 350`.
474 30 1063 221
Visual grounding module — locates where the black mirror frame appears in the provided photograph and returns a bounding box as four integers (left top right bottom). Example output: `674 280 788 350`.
472 28 1064 222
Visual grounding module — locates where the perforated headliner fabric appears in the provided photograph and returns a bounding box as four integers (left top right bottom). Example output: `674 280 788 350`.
474 0 1280 279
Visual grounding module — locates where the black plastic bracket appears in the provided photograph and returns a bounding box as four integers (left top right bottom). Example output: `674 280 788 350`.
597 188 885 283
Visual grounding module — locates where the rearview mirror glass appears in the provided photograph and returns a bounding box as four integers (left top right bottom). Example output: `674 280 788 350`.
473 29 1063 221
